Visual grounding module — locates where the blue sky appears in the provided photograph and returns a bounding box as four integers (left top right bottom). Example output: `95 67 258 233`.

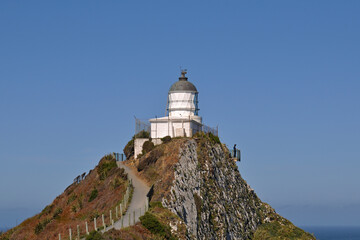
0 1 359 228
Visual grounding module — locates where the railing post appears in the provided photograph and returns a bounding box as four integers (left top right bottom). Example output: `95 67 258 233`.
102 214 105 229
85 221 89 235
116 206 118 219
94 218 97 231
69 228 72 240
59 233 61 240
77 225 80 240
110 210 112 223
133 210 135 225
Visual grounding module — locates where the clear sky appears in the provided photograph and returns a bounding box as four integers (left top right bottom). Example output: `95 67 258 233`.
0 1 359 228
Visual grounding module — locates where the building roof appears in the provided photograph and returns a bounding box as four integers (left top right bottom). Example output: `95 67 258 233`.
169 71 198 93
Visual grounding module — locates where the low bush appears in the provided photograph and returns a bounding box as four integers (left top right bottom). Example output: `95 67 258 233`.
142 141 155 155
161 136 171 143
52 207 62 219
85 230 104 240
88 188 98 202
34 218 50 235
97 159 117 180
137 148 163 172
67 193 77 205
208 132 221 144
123 138 134 159
140 212 165 235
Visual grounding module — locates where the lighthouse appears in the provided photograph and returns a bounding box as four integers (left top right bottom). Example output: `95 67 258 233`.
133 70 217 158
149 70 203 138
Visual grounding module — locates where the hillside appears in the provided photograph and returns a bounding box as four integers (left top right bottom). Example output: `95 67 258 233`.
1 134 315 240
0 155 131 240
123 133 315 240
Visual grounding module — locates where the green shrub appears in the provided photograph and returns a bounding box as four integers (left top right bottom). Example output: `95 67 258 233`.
72 205 77 213
78 198 83 210
97 159 117 180
34 218 50 235
123 138 134 159
142 141 155 155
140 212 165 235
161 136 171 143
140 212 176 239
208 132 220 144
67 193 77 205
150 201 164 209
136 130 150 138
88 188 98 202
52 207 62 219
85 230 104 240
34 222 43 235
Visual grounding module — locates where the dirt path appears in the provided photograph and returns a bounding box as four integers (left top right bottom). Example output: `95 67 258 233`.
111 161 150 230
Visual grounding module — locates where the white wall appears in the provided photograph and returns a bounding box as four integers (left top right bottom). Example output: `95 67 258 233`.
134 138 148 159
150 118 203 139
168 92 197 117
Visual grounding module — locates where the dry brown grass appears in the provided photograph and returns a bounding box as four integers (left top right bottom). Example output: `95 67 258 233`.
124 138 188 202
1 157 129 240
103 223 153 240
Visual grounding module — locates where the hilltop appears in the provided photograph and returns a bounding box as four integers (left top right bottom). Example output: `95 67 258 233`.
1 133 315 240
120 133 315 239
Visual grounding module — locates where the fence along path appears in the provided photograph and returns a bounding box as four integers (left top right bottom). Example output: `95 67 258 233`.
72 162 150 240
111 161 150 230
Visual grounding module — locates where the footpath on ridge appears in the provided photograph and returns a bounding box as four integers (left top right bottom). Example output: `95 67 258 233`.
110 161 150 230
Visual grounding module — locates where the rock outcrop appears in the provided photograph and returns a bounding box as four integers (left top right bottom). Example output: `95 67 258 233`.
156 135 314 240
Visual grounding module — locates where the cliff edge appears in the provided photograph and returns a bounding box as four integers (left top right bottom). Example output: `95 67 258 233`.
128 133 315 240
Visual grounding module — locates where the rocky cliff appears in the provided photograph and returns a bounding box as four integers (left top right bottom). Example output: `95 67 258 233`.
134 133 315 240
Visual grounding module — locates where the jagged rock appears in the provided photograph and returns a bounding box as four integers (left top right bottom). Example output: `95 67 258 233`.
161 138 312 240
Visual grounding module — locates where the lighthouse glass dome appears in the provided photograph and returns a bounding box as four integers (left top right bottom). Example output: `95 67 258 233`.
167 71 199 117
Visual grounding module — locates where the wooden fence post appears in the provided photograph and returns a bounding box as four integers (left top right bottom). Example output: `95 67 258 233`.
77 225 80 239
59 233 61 240
85 221 89 235
69 228 72 240
94 218 97 231
102 214 105 229
133 210 135 225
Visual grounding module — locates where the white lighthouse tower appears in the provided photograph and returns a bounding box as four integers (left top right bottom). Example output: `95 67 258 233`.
149 70 203 138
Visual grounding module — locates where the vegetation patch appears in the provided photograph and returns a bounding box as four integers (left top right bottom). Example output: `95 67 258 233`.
97 158 117 180
142 140 155 155
88 188 98 202
140 212 175 240
85 230 104 240
253 221 315 240
52 207 63 219
34 218 50 235
161 135 172 143
138 148 164 172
